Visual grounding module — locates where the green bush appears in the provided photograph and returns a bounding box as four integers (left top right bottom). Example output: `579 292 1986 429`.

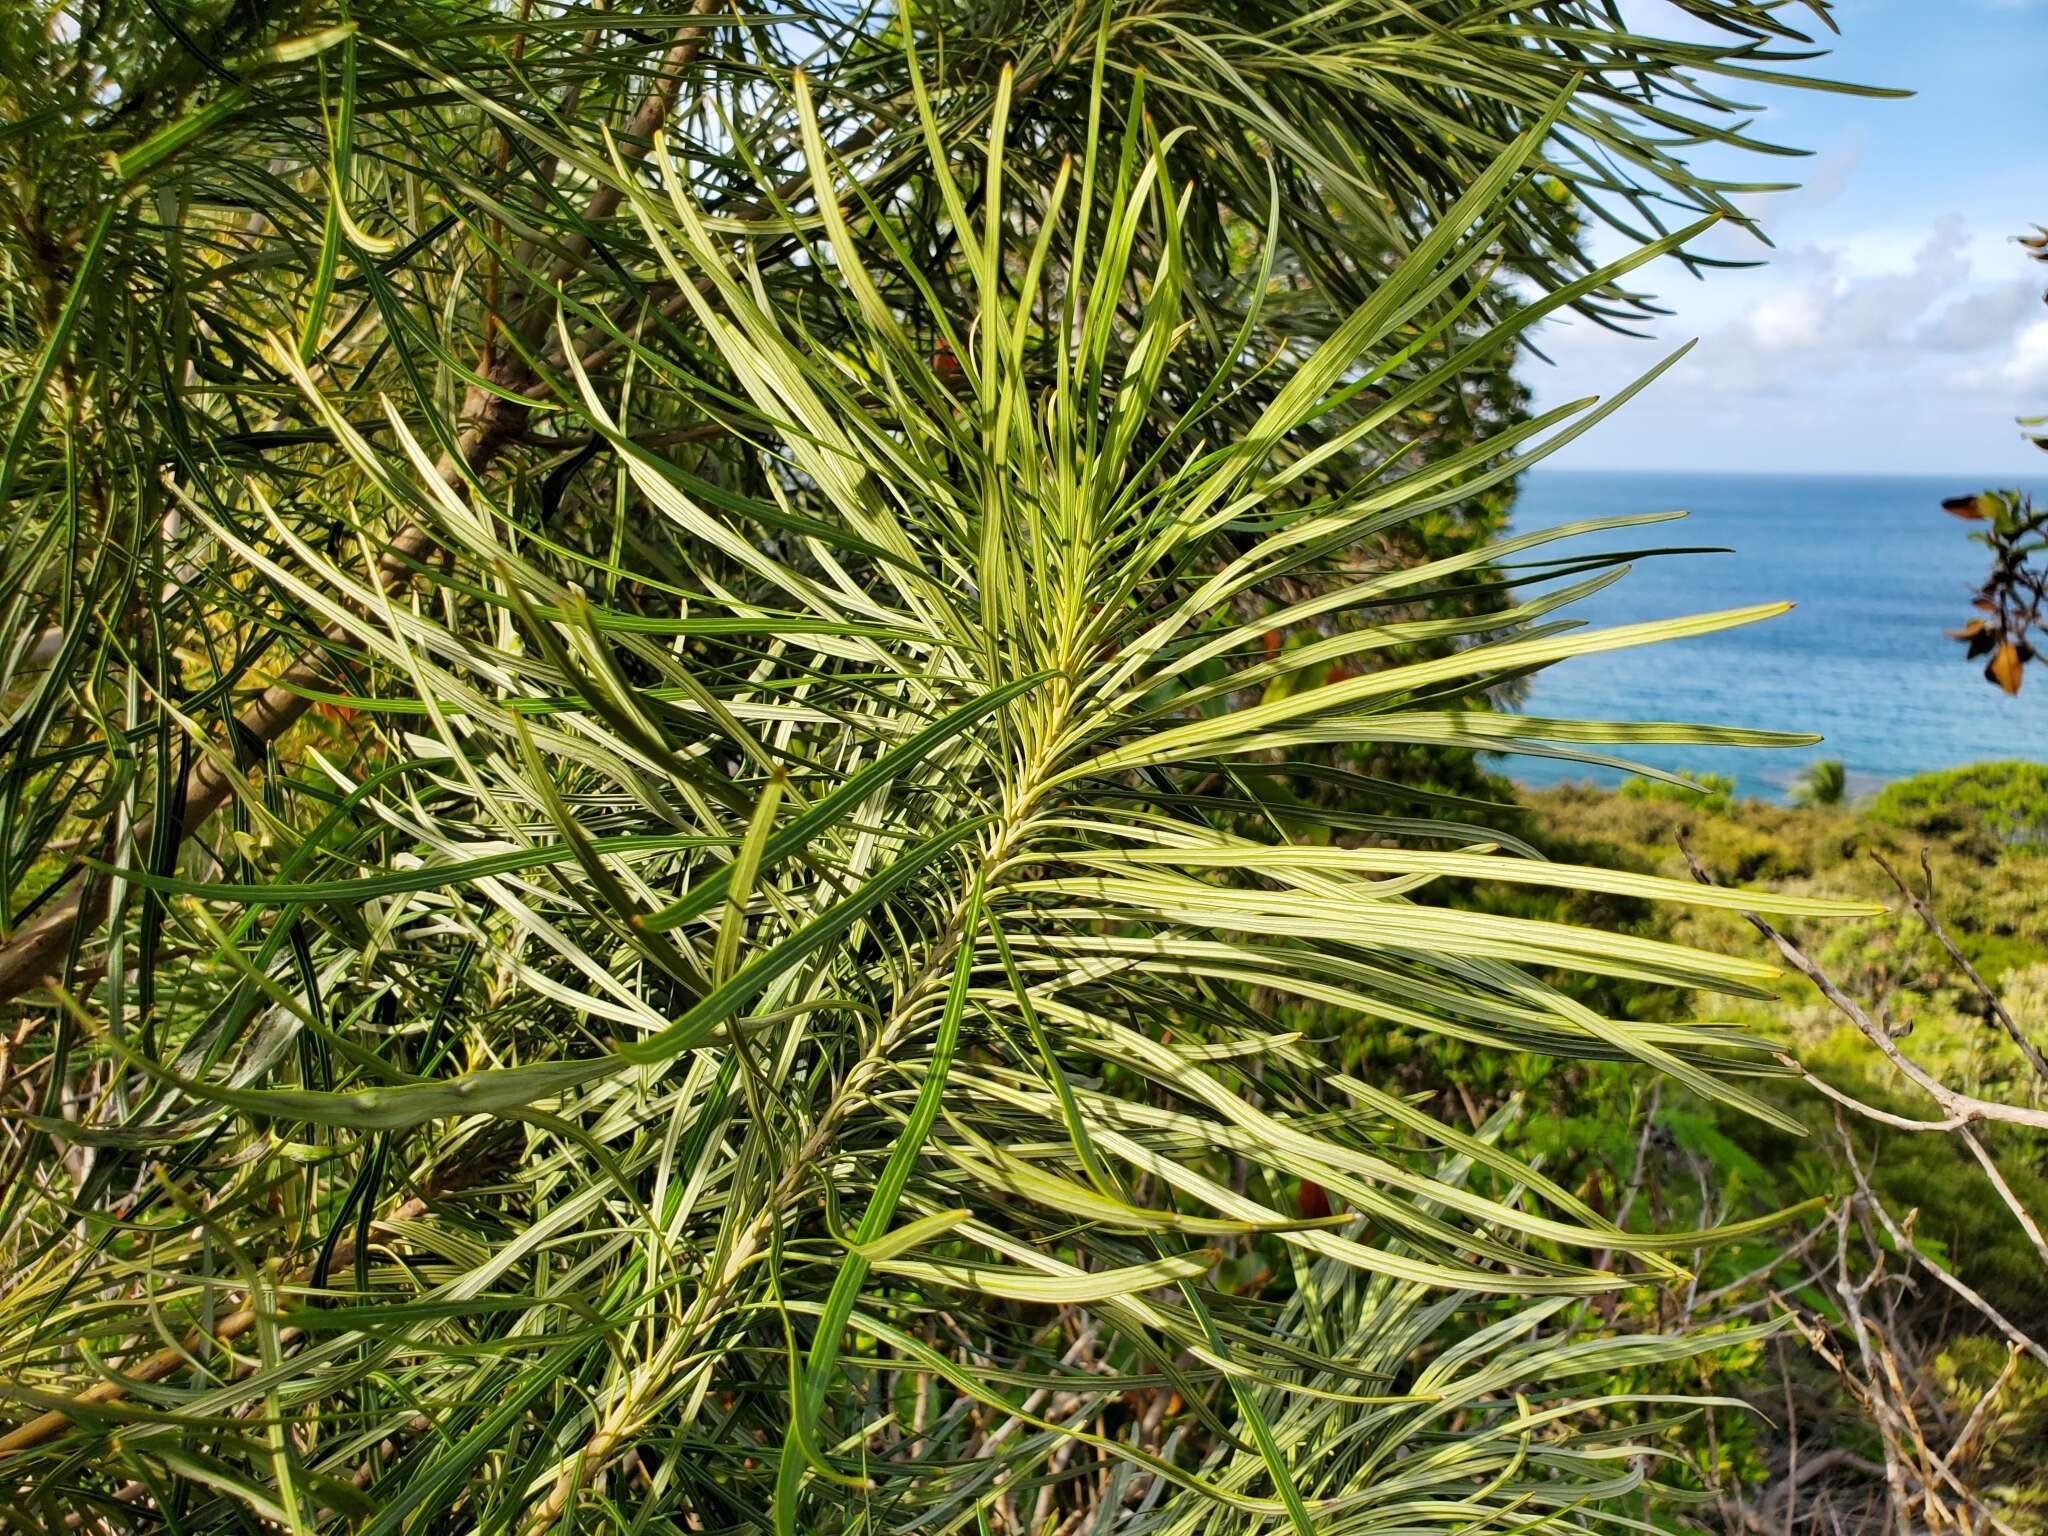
1868 761 2048 851
1791 758 1847 808
1618 770 1737 814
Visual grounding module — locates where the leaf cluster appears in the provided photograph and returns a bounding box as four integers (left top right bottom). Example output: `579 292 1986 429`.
0 3 1888 1531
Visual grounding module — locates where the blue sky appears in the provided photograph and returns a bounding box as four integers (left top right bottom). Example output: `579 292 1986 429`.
1525 0 2048 478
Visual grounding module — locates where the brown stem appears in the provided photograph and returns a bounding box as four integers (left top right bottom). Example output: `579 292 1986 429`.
0 15 727 1007
0 1194 428 1454
523 708 1074 1531
0 30 1031 1006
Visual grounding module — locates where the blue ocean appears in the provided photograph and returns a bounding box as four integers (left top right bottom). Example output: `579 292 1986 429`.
1505 470 2048 801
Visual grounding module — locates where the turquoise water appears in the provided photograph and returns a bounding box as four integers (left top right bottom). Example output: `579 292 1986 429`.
1506 470 2048 801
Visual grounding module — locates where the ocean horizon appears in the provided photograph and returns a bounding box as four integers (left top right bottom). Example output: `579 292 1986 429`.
1506 468 2048 802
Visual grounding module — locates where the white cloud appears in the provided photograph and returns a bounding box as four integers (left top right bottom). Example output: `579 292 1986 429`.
1954 319 2048 393
1746 289 1827 353
1731 214 1973 360
1917 279 2042 352
1517 1 2048 475
1528 212 2041 412
1643 214 2043 398
2009 320 2048 386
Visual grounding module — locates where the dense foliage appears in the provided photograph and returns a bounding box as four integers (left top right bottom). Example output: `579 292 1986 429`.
0 3 1914 1533
1507 766 2048 1528
1865 760 2048 853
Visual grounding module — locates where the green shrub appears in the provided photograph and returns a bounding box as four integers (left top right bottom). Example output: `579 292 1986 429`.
1619 770 1737 814
1791 758 1847 807
1868 761 2048 851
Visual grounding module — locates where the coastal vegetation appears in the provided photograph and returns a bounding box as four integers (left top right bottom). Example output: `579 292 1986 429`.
1499 763 2048 1531
3 3 2042 1536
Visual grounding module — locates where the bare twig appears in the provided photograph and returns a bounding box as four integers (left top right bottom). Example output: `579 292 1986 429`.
1834 1125 2048 1372
1769 1053 1975 1133
1677 837 2048 1132
1680 832 2047 1536
1956 1127 2048 1267
1872 849 2048 1086
1939 1342 2022 1483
